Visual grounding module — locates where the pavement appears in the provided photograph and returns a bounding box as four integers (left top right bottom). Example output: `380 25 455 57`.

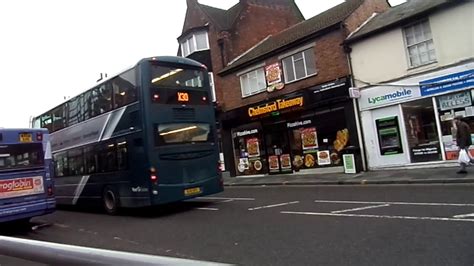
223 166 474 186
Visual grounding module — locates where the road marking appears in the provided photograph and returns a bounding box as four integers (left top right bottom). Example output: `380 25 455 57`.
314 199 474 207
249 201 299 211
196 207 219 211
281 211 474 223
199 196 255 201
453 213 474 218
331 204 390 214
221 199 234 203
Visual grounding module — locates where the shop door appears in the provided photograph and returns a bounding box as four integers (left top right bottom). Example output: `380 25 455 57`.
265 128 292 174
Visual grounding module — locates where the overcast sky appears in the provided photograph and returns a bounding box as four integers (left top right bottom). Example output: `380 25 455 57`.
0 0 404 128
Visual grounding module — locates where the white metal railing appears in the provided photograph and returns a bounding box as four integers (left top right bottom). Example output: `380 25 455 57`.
0 235 232 265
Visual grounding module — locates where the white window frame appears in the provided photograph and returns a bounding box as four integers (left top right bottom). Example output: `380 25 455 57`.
239 68 267 98
403 20 436 68
209 72 216 102
282 48 317 84
180 31 210 57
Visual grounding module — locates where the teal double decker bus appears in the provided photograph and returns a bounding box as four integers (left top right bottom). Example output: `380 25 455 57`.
32 56 223 214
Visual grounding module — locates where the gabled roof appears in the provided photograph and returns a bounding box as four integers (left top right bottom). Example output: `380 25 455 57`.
219 0 365 75
345 0 461 44
198 3 242 31
197 0 304 32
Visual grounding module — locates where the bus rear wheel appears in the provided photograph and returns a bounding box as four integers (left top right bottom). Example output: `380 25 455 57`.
102 186 120 215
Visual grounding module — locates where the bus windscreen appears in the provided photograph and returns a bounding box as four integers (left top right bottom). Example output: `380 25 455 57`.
156 123 211 145
151 65 205 88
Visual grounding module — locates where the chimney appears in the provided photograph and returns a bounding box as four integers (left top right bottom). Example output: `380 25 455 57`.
186 0 198 7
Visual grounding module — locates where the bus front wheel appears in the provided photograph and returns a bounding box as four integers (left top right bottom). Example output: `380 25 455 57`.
102 186 120 215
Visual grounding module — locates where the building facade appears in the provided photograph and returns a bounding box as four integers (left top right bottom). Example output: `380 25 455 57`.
178 0 305 171
346 0 474 170
216 0 389 177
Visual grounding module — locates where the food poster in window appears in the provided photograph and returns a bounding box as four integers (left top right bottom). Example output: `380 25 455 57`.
301 127 318 150
265 63 284 93
331 128 349 166
280 154 292 170
317 150 331 166
246 138 260 158
268 155 280 172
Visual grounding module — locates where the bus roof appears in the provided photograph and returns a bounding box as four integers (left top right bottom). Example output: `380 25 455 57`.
32 56 206 122
0 128 48 143
0 128 48 134
140 56 206 68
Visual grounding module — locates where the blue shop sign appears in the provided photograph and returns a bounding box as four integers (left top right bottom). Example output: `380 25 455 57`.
419 69 474 96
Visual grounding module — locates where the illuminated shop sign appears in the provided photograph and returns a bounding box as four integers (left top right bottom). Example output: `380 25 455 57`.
420 69 474 96
287 120 311 128
248 96 304 118
236 129 258 137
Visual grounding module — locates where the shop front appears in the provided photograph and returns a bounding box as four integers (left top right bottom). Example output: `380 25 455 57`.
221 77 360 177
359 63 474 169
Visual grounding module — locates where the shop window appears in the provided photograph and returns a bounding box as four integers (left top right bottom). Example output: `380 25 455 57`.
438 90 474 160
240 68 266 97
232 127 265 175
402 98 442 162
404 20 436 67
288 109 349 171
282 48 316 83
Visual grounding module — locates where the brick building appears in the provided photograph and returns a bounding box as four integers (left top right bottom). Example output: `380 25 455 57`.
217 0 389 177
179 0 304 104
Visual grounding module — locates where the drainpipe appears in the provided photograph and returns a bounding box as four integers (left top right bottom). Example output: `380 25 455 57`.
344 44 368 172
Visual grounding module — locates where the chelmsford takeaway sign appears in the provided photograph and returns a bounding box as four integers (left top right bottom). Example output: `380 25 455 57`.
248 96 304 118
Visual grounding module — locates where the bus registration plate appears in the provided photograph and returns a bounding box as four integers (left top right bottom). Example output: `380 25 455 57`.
184 187 201 196
19 133 32 142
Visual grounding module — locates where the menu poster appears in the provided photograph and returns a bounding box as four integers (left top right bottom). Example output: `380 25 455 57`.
265 63 284 92
301 127 318 150
246 138 260 158
317 150 331 165
280 154 291 169
268 155 280 171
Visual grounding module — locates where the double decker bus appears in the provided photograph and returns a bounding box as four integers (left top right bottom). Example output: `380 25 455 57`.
32 56 223 214
0 128 55 224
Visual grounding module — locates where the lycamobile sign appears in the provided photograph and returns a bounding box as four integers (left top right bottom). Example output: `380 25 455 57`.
368 88 412 105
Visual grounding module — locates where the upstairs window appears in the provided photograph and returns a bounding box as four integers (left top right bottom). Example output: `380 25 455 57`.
240 68 266 97
180 31 209 57
404 20 436 67
282 48 317 83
